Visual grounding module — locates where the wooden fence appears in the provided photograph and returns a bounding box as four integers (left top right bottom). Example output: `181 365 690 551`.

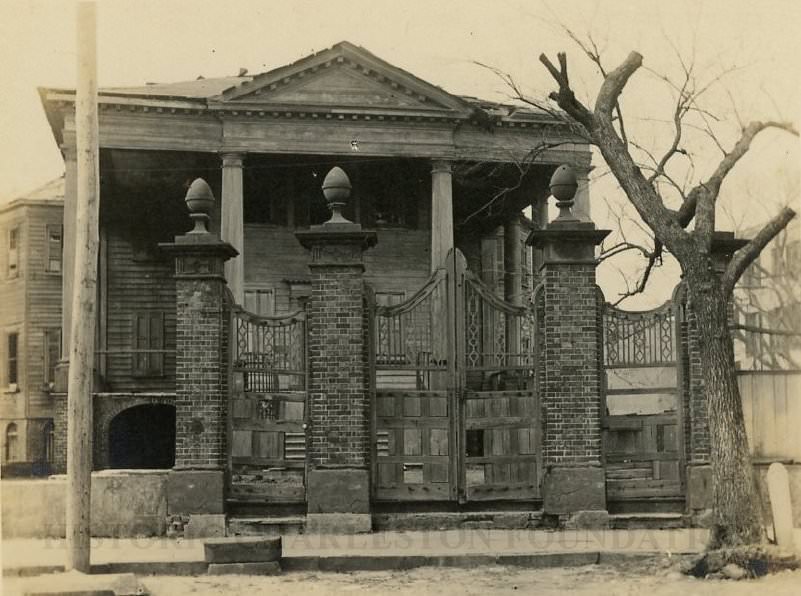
738 370 801 461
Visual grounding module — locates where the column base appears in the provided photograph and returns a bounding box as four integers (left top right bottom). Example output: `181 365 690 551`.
167 469 225 515
305 513 372 534
542 466 606 515
307 468 370 514
686 463 713 512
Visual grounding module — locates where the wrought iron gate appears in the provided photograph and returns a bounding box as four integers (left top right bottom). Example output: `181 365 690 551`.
370 249 540 502
227 304 307 504
601 298 685 500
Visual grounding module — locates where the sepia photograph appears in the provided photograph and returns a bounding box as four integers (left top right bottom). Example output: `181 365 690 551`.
1 0 799 593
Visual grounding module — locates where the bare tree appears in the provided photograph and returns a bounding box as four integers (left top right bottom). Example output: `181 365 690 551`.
532 49 798 547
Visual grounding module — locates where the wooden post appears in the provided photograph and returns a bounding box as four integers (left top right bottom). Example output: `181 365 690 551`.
430 160 454 271
504 217 522 364
221 152 245 304
66 0 98 573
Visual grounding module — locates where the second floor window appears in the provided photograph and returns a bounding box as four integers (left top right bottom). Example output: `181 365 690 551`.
47 225 63 272
44 328 61 388
132 312 165 377
7 332 18 386
8 227 19 278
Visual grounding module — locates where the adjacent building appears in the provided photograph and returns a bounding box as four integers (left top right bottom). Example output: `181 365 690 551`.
0 178 63 476
734 217 801 370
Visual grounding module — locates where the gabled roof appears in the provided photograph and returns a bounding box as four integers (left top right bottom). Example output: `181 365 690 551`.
215 41 470 114
41 41 550 121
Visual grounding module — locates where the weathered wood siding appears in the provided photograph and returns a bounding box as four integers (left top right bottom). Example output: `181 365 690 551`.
103 229 176 392
739 370 801 461
0 206 26 422
21 205 64 418
244 224 431 312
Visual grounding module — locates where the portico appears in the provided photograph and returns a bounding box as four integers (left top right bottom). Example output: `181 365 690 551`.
42 41 591 399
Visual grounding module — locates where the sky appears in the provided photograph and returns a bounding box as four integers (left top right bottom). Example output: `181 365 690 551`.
1 0 799 306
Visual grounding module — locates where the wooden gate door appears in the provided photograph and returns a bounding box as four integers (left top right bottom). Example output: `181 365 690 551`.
371 249 540 503
227 306 308 504
601 300 685 500
456 251 541 502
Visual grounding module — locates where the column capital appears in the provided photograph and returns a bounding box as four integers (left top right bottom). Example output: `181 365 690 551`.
220 152 245 167
431 160 452 175
61 144 78 162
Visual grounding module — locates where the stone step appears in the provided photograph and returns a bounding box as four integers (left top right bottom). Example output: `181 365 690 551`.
204 536 282 564
608 512 686 530
208 561 282 575
228 516 306 536
373 511 543 531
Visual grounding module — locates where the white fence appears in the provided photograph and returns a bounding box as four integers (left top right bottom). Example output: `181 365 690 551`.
739 370 801 461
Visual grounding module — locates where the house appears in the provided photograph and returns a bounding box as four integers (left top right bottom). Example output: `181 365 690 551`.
8 41 729 535
37 41 591 475
0 178 63 476
734 217 801 370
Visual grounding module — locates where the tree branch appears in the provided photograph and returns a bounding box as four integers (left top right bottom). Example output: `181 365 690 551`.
538 52 594 131
692 121 799 211
722 207 797 295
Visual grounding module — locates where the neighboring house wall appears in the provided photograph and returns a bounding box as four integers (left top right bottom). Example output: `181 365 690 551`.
734 219 801 370
0 194 63 473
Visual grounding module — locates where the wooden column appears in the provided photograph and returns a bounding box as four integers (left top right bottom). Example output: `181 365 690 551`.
503 217 522 306
221 152 245 304
430 160 454 271
530 184 550 284
574 167 591 222
504 217 522 362
59 145 78 366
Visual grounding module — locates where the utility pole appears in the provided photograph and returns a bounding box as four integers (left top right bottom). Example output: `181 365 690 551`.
66 0 98 573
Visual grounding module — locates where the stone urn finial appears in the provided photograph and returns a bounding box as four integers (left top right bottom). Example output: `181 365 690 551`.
550 164 578 222
185 178 215 234
321 166 352 224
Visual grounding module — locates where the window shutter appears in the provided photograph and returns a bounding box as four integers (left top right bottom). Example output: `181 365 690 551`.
132 312 164 376
150 312 164 374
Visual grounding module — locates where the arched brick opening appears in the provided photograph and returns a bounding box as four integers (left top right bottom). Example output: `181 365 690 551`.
108 404 175 469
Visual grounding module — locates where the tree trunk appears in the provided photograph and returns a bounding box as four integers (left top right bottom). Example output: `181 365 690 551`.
687 275 764 547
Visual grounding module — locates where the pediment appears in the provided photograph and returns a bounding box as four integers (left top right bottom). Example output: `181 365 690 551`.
218 41 469 114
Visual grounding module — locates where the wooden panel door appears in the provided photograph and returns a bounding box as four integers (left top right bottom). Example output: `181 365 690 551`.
602 301 685 500
227 306 307 504
371 270 456 501
229 376 306 503
370 249 541 503
457 255 540 502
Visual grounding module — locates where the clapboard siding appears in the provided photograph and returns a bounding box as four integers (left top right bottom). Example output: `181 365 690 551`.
739 370 801 461
22 205 64 416
104 229 176 392
244 224 430 313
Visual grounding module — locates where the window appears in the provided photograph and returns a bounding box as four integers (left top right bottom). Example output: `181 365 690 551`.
744 312 761 358
44 328 61 388
8 227 19 278
5 423 18 462
7 332 18 386
787 241 801 272
46 225 63 272
43 421 54 463
244 289 275 316
132 312 164 376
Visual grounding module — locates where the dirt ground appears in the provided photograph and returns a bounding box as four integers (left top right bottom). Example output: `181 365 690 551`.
137 563 801 596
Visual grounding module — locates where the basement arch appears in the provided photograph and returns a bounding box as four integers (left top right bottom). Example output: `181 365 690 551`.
107 404 175 469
